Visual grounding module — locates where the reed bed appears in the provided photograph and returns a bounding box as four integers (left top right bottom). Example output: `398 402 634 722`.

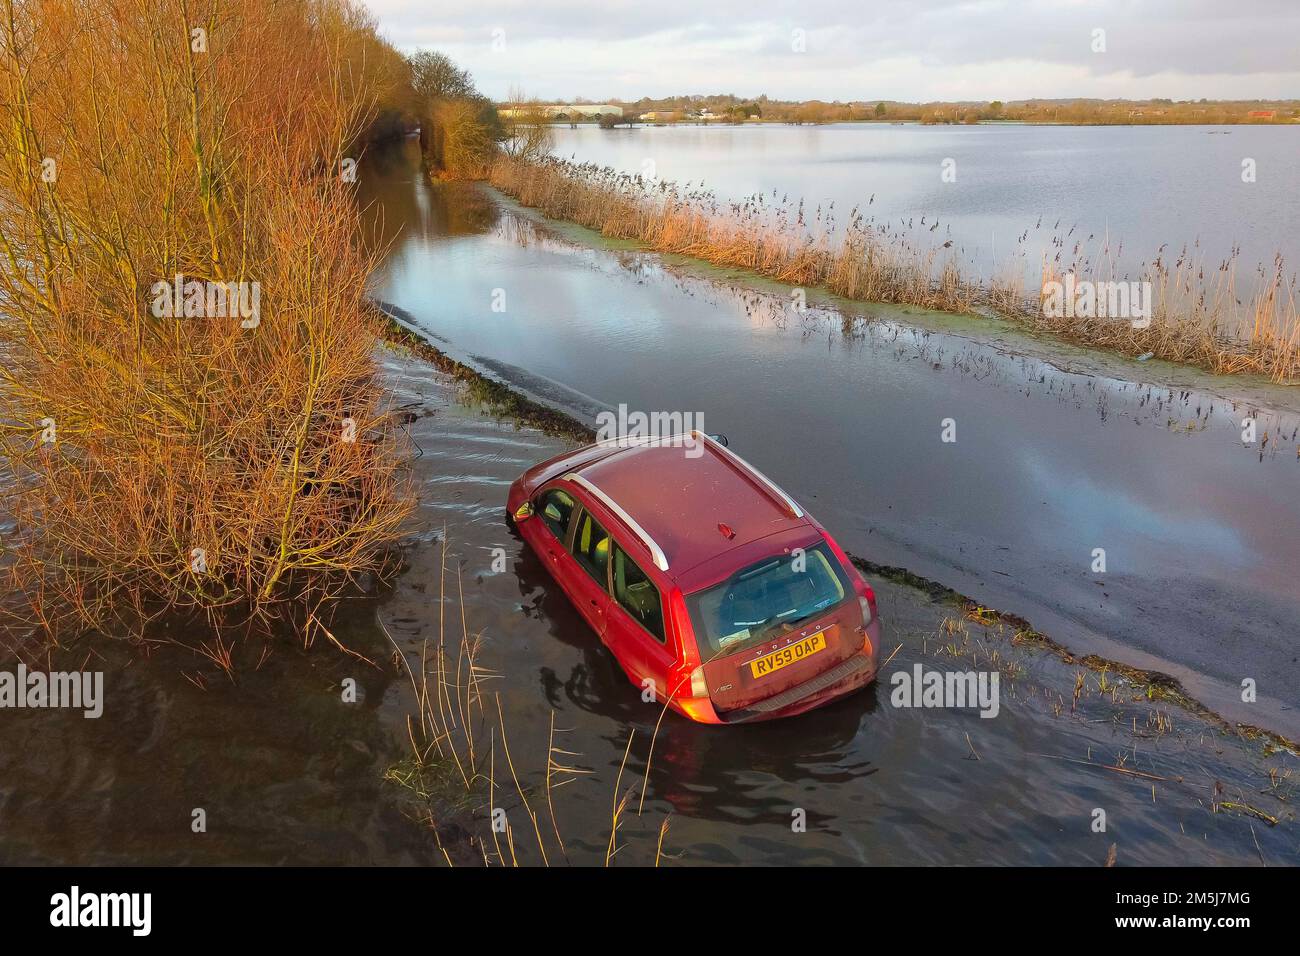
490 155 1300 382
0 0 413 653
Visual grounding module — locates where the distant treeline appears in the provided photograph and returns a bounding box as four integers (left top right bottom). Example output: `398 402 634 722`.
559 94 1300 125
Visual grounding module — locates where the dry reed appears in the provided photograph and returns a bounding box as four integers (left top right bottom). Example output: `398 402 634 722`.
0 0 414 654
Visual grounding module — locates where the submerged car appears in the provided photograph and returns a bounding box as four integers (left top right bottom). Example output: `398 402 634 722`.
506 431 880 723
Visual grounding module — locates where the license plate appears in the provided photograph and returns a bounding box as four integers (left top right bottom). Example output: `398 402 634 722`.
749 631 827 679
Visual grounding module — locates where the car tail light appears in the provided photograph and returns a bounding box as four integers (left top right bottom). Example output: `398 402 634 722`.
820 529 878 648
667 588 709 699
821 529 856 572
823 530 877 615
858 594 877 656
861 583 878 622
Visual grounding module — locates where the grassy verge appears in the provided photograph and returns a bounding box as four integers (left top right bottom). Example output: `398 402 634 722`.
378 305 597 443
856 559 1297 755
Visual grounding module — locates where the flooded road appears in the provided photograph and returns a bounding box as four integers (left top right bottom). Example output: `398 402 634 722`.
3 334 1296 865
361 139 1300 739
4 139 1298 867
362 347 1300 867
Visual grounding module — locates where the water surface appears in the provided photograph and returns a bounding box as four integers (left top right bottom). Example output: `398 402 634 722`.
3 322 1295 866
552 123 1300 283
4 135 1297 868
362 138 1300 737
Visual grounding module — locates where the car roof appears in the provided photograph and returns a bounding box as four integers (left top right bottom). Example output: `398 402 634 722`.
564 434 814 581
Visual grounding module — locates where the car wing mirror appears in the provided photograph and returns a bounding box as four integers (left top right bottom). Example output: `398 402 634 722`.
514 501 535 521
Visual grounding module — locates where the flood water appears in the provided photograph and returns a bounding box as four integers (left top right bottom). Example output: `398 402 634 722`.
4 135 1298 867
361 137 1300 739
4 284 1295 867
552 122 1300 282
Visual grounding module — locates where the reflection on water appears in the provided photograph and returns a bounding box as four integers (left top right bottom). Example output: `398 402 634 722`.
361 142 501 244
361 138 1300 738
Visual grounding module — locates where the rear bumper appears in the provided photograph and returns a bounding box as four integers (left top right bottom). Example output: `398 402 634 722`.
677 619 881 725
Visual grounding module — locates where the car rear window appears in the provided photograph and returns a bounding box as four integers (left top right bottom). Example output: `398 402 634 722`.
686 543 849 657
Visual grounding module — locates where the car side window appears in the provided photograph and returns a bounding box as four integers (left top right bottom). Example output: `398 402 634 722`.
537 489 576 542
612 544 666 643
571 510 611 586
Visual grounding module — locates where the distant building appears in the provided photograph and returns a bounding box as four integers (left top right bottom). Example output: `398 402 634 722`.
1248 109 1277 119
498 103 622 119
638 110 677 122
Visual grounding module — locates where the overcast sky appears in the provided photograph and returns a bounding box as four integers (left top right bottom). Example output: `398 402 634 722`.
363 0 1300 103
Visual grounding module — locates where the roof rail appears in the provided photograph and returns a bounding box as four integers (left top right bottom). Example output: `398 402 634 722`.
587 430 803 520
591 432 696 451
692 431 804 519
563 472 670 571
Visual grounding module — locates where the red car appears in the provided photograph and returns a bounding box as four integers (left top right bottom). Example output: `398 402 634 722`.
506 431 880 723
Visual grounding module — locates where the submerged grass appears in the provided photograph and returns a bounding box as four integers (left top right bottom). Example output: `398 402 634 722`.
489 155 1300 382
859 556 1299 754
379 533 673 867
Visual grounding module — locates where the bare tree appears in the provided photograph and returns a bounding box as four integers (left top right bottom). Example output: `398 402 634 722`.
499 86 554 161
408 50 477 102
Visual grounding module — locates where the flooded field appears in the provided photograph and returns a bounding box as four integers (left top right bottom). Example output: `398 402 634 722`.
551 123 1300 282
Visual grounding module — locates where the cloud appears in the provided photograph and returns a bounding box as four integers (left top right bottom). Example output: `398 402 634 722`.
362 0 1300 100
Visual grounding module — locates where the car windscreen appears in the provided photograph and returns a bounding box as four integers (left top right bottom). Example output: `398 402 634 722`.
686 543 849 657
